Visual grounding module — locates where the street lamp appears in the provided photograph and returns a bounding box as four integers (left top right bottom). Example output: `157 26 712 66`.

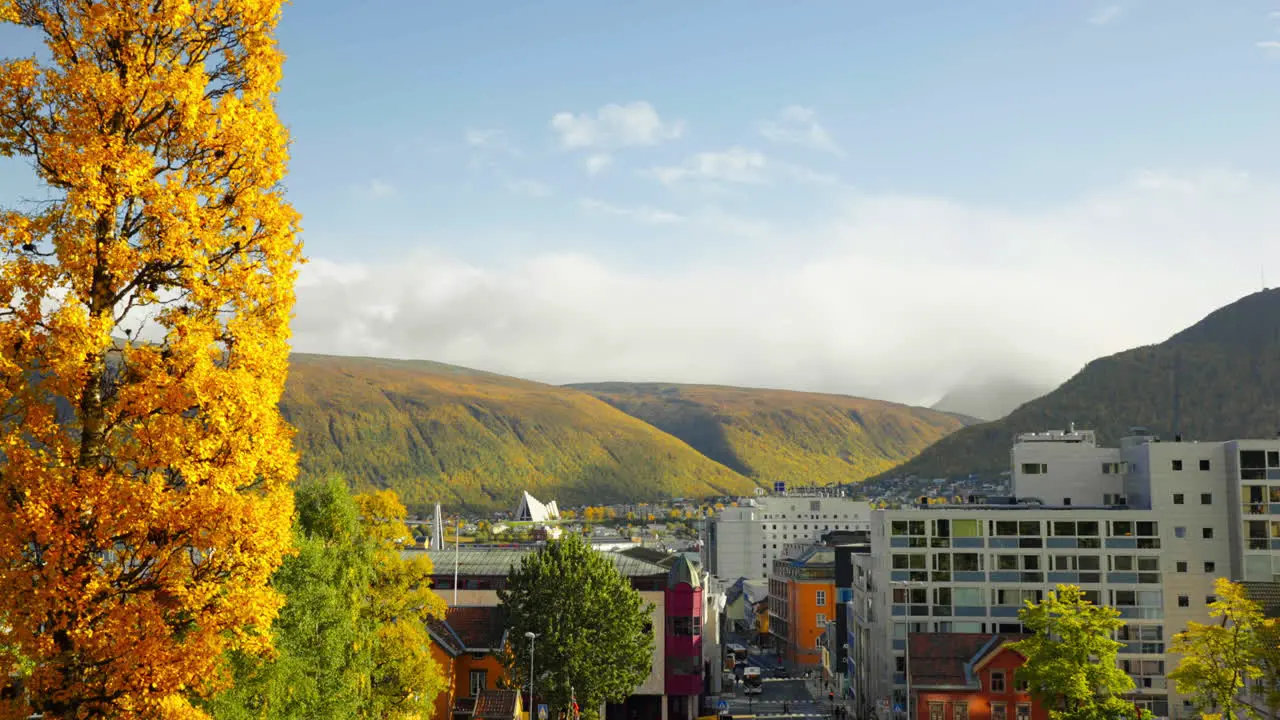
525 631 538 717
890 581 923 720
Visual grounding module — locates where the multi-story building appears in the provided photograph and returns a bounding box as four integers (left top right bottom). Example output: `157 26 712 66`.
768 544 837 668
417 547 722 720
847 428 1280 720
703 496 872 581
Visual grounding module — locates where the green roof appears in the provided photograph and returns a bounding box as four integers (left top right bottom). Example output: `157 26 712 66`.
406 548 669 578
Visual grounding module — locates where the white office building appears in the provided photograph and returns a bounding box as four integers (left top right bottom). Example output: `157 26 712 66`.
702 496 872 581
847 428 1280 720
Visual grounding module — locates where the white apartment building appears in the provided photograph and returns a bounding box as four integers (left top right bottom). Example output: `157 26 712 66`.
702 496 872 581
847 428 1280 720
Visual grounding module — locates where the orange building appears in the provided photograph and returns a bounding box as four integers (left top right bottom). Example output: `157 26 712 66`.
909 634 1048 720
768 547 835 668
428 606 511 720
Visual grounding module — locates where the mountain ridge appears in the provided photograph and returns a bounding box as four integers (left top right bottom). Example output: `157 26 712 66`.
567 381 972 489
280 356 967 511
876 289 1280 480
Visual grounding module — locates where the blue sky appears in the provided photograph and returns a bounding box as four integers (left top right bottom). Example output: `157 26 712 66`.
4 1 1280 405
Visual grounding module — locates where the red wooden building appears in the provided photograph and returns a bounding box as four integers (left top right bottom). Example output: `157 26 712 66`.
908 634 1048 720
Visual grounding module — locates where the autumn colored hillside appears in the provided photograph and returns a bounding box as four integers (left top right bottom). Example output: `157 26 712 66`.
567 382 973 488
280 355 761 511
877 289 1280 480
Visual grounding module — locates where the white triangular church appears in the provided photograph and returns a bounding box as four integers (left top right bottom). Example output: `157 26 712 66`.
514 491 560 522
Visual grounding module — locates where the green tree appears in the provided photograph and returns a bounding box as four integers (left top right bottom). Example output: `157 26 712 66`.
208 478 374 720
1169 578 1264 720
499 534 654 720
1009 585 1150 720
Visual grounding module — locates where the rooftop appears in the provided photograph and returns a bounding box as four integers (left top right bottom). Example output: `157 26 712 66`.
408 547 669 578
446 606 508 650
474 689 521 720
1242 582 1280 618
908 633 1025 689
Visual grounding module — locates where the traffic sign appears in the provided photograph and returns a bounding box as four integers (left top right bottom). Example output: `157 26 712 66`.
717 701 729 713
538 704 549 720
894 704 905 713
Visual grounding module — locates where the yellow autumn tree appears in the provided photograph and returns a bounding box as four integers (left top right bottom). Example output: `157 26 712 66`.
0 0 301 717
354 490 448 720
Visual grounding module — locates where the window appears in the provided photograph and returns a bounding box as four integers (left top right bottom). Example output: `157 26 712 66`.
1173 493 1184 505
816 613 826 626
992 705 1007 720
1063 498 1071 506
990 670 1006 693
1174 527 1186 539
930 703 944 720
1176 561 1187 573
816 590 827 606
1200 459 1211 471
1203 527 1215 539
1021 463 1047 475
668 617 702 636
953 702 969 720
469 670 487 697
1201 493 1213 505
1016 704 1031 720
1178 595 1190 607
1172 460 1183 471
1205 561 1216 573
1207 596 1217 606
1015 677 1029 692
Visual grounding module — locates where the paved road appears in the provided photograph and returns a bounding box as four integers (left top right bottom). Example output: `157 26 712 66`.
717 679 832 719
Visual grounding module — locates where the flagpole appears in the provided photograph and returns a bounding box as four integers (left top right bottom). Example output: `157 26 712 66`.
453 517 460 606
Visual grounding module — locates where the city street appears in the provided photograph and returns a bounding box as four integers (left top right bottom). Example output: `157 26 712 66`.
716 678 830 719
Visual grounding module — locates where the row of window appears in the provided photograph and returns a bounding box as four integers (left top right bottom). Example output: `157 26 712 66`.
1168 459 1212 472
892 620 1162 641
891 552 1184 572
890 588 1163 608
1022 458 1215 476
927 699 1030 720
889 519 1173 538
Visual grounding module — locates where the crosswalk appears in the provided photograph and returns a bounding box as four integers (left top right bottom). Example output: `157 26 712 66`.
721 707 829 712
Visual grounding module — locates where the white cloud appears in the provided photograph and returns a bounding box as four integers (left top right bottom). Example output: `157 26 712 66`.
585 153 613 175
580 198 685 225
550 102 685 149
464 128 519 155
758 106 841 154
650 147 834 190
652 147 770 187
352 179 397 199
506 178 552 197
1088 5 1124 25
292 169 1280 407
1259 40 1280 57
